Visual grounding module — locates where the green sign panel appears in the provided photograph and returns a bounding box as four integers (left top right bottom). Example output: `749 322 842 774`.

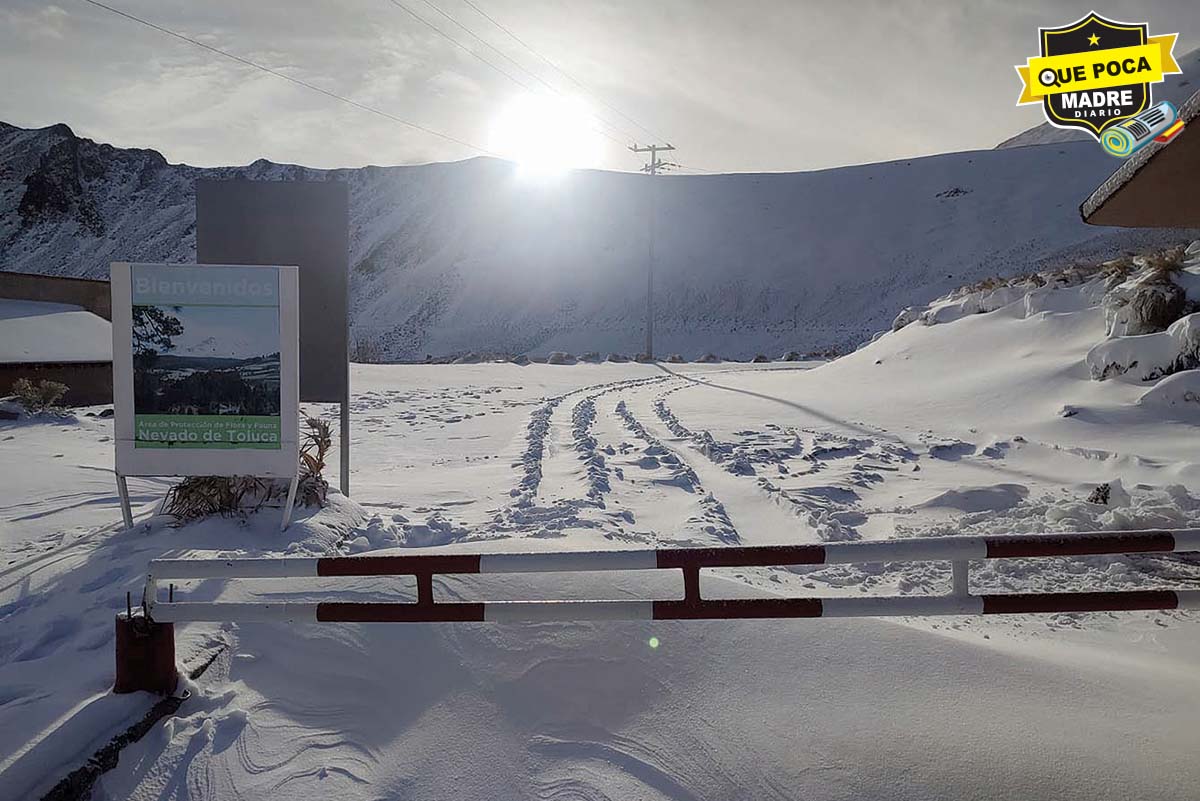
131 264 282 450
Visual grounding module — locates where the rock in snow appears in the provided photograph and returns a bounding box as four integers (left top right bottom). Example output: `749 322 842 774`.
1138 369 1200 412
1087 313 1200 382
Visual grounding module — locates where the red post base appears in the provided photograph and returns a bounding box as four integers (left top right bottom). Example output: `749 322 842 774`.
113 614 179 695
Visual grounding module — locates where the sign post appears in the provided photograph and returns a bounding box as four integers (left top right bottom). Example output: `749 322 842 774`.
110 262 300 529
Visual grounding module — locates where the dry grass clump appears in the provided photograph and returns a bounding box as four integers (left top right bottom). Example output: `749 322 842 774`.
1101 244 1186 288
12 378 69 414
162 416 335 522
162 476 284 521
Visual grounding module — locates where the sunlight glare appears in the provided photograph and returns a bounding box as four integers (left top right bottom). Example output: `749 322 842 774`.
488 94 606 179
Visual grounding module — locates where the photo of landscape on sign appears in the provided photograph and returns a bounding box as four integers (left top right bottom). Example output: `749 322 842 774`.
131 264 281 449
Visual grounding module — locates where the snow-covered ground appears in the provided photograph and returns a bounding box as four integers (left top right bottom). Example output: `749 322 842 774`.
4 262 1200 799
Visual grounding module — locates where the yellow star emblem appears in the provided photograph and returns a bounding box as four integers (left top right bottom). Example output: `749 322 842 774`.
1088 33 1100 46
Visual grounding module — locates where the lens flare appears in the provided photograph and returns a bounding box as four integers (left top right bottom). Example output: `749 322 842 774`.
648 636 660 649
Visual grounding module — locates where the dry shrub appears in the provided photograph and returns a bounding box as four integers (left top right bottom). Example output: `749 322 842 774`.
162 476 284 522
350 335 386 364
12 378 68 414
1138 244 1187 276
162 416 335 523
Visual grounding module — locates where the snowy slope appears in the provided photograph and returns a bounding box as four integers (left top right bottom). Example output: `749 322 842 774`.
998 45 1200 148
2 119 1197 361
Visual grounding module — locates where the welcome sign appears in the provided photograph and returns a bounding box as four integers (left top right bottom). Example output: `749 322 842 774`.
112 263 299 478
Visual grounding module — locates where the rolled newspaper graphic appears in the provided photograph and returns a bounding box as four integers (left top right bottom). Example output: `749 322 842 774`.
1101 101 1179 158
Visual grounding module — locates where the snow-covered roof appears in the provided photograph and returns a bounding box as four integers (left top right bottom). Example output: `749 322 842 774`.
1082 87 1200 228
0 298 112 364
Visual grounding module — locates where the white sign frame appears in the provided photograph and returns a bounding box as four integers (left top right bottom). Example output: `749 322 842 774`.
111 263 300 526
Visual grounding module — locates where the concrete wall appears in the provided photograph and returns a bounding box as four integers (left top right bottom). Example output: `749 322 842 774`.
0 271 111 320
0 362 113 407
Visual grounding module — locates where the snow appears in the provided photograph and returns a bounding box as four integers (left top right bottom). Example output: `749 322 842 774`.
4 263 1200 798
0 299 111 363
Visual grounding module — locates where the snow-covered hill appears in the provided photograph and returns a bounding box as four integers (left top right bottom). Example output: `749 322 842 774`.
998 45 1200 148
1 108 1196 361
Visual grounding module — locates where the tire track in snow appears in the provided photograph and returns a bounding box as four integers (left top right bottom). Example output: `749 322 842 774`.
651 392 864 542
612 400 738 544
490 375 673 537
570 396 611 505
609 386 817 545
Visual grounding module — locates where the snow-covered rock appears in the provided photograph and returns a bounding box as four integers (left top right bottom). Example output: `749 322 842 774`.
1087 313 1200 381
1138 369 1200 412
891 307 918 331
1102 269 1188 337
920 284 1030 326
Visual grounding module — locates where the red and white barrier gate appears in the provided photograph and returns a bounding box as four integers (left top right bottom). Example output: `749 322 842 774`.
143 528 1200 624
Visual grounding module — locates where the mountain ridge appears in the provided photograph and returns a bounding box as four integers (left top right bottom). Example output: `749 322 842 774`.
1 116 1196 360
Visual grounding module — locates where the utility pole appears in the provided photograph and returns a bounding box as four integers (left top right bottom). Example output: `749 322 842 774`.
630 143 677 361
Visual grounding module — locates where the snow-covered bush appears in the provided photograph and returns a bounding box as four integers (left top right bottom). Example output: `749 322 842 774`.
696 352 720 363
546 351 576 365
1087 313 1200 381
11 377 68 414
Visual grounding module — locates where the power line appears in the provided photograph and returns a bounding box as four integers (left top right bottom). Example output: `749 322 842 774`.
458 0 670 143
78 0 496 156
385 0 629 147
417 0 641 143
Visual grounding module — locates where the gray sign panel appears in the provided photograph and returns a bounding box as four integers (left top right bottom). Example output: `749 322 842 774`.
195 180 349 403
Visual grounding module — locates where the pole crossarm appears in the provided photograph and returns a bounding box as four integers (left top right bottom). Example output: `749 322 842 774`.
144 529 1200 624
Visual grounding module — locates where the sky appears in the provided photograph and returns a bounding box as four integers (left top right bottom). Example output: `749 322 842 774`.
1 0 1198 174
167 306 279 359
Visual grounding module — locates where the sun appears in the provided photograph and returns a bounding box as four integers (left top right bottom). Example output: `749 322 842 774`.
488 94 606 178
